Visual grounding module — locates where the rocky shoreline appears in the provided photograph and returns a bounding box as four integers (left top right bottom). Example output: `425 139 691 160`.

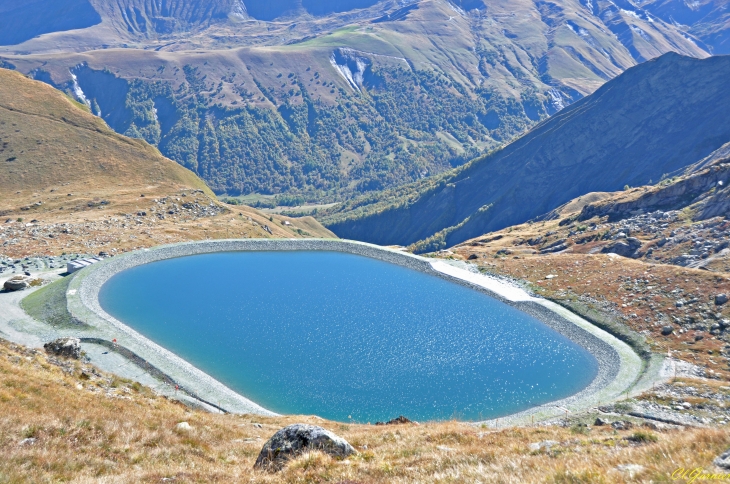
59 239 649 422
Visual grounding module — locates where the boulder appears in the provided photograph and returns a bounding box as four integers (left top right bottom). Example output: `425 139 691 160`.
254 424 355 471
43 337 81 359
716 294 728 306
3 276 29 291
529 440 559 452
616 464 645 478
611 421 633 430
375 415 414 425
661 326 674 336
175 422 193 432
715 448 730 469
602 238 642 258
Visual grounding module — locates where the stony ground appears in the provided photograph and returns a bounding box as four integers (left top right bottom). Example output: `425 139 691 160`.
457 210 730 272
0 188 334 260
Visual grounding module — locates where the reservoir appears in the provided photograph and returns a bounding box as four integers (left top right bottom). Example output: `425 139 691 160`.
98 251 598 422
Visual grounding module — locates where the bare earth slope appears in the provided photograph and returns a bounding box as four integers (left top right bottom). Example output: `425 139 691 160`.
0 68 210 199
323 53 730 250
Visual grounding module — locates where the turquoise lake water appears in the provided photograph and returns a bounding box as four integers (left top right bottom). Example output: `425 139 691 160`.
98 251 598 422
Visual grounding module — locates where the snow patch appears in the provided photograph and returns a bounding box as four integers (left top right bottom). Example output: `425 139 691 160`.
580 0 597 15
69 71 90 108
682 33 698 45
329 48 371 92
447 1 466 17
566 20 611 57
231 0 247 19
548 89 565 111
630 25 652 42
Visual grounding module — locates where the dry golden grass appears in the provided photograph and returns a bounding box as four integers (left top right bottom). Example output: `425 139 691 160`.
0 69 210 206
0 338 729 483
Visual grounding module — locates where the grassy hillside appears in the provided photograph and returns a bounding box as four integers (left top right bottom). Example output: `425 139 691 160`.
640 0 730 54
0 68 335 258
322 53 730 250
0 68 211 202
0 336 728 482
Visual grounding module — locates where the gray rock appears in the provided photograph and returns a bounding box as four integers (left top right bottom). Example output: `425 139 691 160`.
661 326 674 335
175 422 193 432
375 415 414 425
715 448 730 469
594 417 605 426
716 294 728 305
611 421 633 430
254 424 355 471
602 237 642 257
529 440 559 452
3 276 29 291
43 337 81 359
616 464 645 477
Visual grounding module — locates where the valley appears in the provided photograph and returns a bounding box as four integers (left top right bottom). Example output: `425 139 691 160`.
323 53 730 250
0 68 334 259
0 0 717 202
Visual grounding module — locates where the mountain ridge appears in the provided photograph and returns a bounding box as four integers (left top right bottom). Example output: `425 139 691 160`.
322 52 730 250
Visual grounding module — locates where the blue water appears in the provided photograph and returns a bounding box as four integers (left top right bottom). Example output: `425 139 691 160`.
98 251 598 422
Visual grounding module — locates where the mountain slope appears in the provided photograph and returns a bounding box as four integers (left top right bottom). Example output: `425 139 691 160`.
0 0 101 46
0 0 243 44
1 0 709 202
0 67 335 257
322 53 730 250
446 155 730 271
0 68 209 198
639 0 730 54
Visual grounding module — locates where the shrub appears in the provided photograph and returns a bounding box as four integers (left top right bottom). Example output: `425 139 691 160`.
627 431 658 443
